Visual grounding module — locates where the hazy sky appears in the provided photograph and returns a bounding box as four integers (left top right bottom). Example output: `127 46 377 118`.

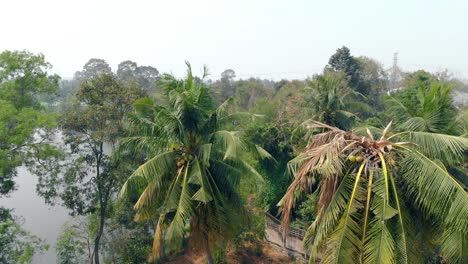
1 0 467 80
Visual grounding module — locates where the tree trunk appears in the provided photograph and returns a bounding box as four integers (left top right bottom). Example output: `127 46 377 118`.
202 232 214 264
93 148 104 264
93 205 105 264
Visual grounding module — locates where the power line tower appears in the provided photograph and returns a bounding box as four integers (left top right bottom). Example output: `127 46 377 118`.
389 52 401 92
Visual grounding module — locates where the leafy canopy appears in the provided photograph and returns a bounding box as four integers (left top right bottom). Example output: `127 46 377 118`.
279 121 468 264
120 62 269 262
0 50 59 196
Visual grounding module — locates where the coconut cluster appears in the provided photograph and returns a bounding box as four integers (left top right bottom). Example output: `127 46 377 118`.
176 152 193 167
348 154 364 163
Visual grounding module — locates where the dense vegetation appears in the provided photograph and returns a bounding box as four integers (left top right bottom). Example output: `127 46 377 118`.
1 47 467 264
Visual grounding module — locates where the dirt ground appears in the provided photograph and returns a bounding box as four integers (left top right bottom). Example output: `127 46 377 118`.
165 244 298 264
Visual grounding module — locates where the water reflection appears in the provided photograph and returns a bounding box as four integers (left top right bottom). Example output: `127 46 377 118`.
0 167 71 263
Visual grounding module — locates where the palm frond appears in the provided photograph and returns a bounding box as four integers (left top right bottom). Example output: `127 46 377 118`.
133 97 155 114
134 181 159 211
439 227 468 264
198 143 212 167
165 165 193 241
363 172 396 264
118 136 164 157
254 144 275 160
321 163 365 264
211 130 243 160
302 172 354 262
281 129 349 241
124 151 176 189
406 131 468 165
401 117 430 132
149 215 166 262
398 147 468 232
361 169 374 256
190 158 214 203
363 217 395 264
389 171 409 264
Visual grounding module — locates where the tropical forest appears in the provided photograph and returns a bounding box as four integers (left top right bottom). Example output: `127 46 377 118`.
1 1 468 264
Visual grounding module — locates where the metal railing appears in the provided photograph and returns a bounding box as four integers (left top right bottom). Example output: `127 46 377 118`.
265 212 306 239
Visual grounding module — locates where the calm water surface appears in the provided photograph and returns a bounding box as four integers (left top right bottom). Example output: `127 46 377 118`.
1 166 71 263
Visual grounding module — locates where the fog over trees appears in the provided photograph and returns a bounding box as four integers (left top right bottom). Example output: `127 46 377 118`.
1 44 467 264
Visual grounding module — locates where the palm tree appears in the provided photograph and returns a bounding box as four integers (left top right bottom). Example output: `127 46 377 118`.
386 82 458 134
279 121 468 263
305 72 365 130
119 63 268 263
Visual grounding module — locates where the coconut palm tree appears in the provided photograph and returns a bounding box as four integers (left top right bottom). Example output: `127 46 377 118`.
386 82 458 134
279 121 468 264
119 63 268 263
304 72 366 130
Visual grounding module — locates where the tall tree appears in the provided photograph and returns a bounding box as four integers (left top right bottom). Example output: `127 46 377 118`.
234 78 267 110
74 58 112 82
120 63 269 263
0 50 59 262
387 81 458 134
356 56 388 102
217 69 236 102
116 60 139 82
39 74 144 264
327 46 367 94
0 50 59 196
116 60 159 91
135 65 159 91
279 121 468 263
304 72 359 130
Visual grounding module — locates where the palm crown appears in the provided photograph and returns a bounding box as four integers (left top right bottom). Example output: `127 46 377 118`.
119 63 267 263
386 82 458 134
279 121 468 264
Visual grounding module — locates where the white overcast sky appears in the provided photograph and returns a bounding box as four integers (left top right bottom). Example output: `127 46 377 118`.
1 0 467 80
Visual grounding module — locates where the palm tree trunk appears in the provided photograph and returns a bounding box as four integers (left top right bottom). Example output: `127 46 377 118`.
202 231 214 264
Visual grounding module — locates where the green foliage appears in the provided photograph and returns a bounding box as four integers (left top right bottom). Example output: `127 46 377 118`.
117 60 159 93
0 50 59 196
0 210 48 264
2 47 467 264
0 50 59 108
279 121 468 263
36 73 146 264
291 192 318 229
244 122 292 212
120 62 268 263
101 199 153 264
356 56 388 100
327 46 367 95
402 70 436 91
363 116 384 128
74 58 112 81
233 78 268 110
44 73 146 212
387 80 458 134
304 71 359 130
56 223 88 264
211 69 236 103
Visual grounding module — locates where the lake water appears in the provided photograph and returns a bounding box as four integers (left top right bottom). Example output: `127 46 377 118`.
0 166 71 264
0 131 114 264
